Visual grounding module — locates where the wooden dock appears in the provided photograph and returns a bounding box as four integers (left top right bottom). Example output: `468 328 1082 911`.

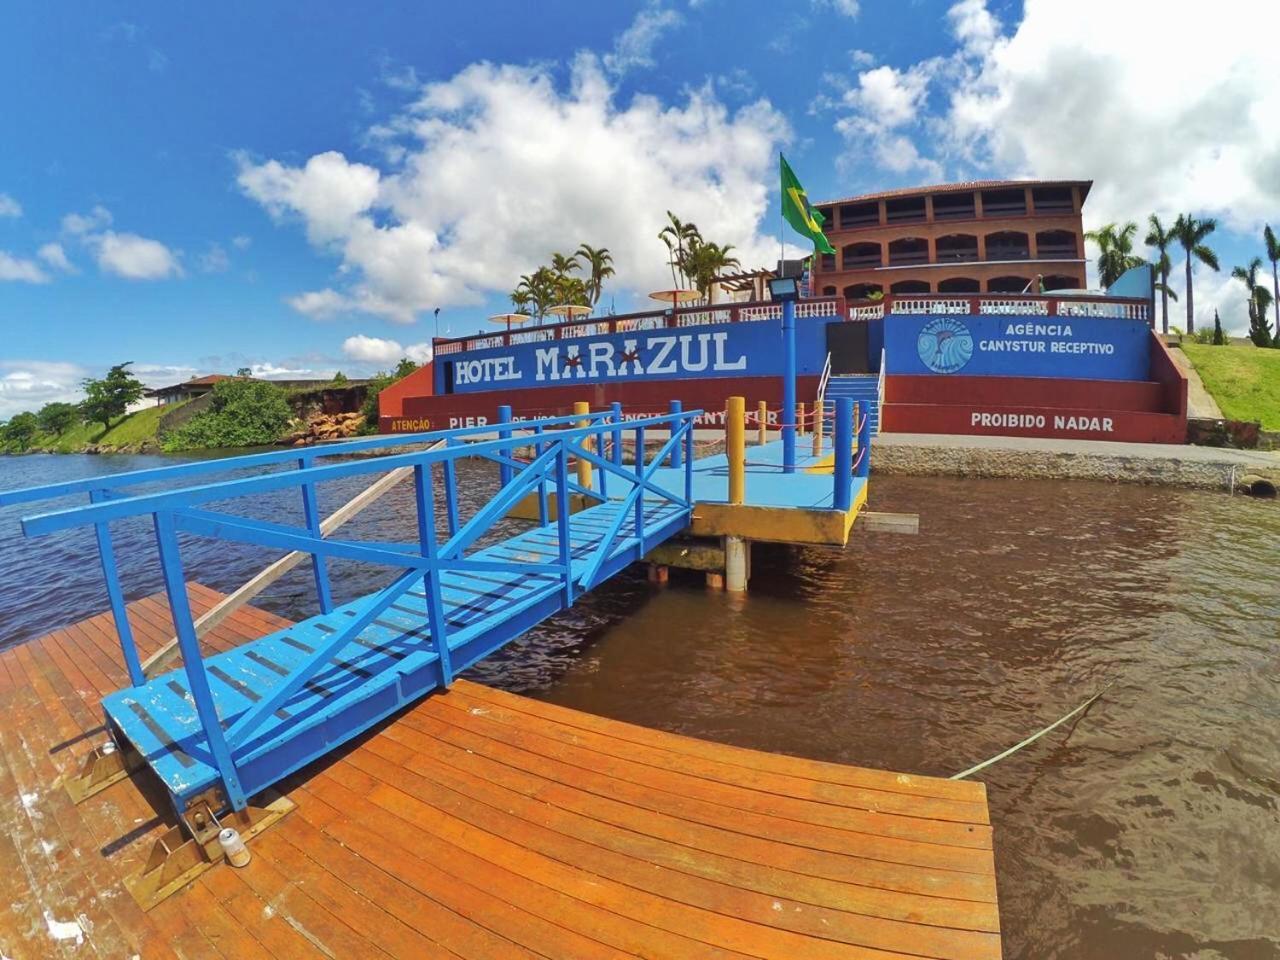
1 588 1001 959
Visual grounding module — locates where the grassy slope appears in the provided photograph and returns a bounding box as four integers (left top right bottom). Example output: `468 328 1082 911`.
1182 341 1280 431
29 402 184 453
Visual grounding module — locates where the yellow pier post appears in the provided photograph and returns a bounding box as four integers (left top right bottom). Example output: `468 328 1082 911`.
724 396 749 593
727 397 745 505
573 401 593 492
797 402 807 436
812 400 825 456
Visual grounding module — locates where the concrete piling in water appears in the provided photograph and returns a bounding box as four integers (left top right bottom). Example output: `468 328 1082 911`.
757 401 768 446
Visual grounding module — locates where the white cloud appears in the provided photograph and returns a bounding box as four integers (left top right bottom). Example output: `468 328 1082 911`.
342 334 432 366
947 0 1000 56
603 4 682 75
288 288 350 319
62 205 112 235
130 363 200 387
240 56 788 325
94 231 182 279
0 252 50 284
942 0 1280 231
249 362 319 378
815 0 860 18
231 235 252 250
199 242 230 273
237 150 380 245
37 242 75 273
0 361 87 419
0 194 21 218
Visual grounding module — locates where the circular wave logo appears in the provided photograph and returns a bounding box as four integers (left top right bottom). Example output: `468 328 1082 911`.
917 317 974 374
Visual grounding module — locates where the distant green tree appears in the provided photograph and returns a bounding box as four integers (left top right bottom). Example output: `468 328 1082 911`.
1233 257 1276 348
1171 214 1220 334
163 379 291 451
575 244 615 306
360 372 395 432
235 366 253 377
393 357 419 380
1212 310 1225 345
331 371 349 384
79 362 145 430
36 401 80 435
2 412 40 451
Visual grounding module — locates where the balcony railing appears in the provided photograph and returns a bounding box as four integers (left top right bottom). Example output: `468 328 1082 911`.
433 297 847 355
874 292 1148 322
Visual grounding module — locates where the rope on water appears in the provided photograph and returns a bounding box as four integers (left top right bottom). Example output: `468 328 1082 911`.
949 680 1114 780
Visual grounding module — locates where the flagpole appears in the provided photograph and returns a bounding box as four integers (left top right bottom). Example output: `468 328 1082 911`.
778 153 796 473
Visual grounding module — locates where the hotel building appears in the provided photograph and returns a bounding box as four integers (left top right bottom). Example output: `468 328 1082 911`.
811 179 1090 298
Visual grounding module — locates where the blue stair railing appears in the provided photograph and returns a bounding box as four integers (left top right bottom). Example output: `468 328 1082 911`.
2 407 699 813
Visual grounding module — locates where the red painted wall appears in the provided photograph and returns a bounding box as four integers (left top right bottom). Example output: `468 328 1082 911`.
1147 332 1188 420
381 376 821 432
883 404 1186 443
884 375 1168 412
377 362 434 418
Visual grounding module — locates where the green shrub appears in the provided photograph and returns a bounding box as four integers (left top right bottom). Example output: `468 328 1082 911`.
163 379 292 451
1192 326 1215 344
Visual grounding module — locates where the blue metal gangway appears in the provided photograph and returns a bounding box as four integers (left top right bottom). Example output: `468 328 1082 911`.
2 407 699 816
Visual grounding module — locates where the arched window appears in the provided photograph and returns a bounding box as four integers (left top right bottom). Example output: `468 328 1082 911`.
988 276 1031 293
843 283 883 301
935 234 978 263
842 242 880 270
821 285 838 296
985 231 1030 260
887 237 929 266
938 277 980 293
1041 275 1081 292
890 279 930 294
1035 230 1078 259
819 252 836 272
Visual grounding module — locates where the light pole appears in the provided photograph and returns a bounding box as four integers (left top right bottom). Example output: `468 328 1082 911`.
768 275 800 474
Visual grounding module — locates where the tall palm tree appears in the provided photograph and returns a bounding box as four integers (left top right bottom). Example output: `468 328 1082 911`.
1084 222 1145 288
575 243 615 306
1265 224 1280 333
1171 214 1219 334
658 212 700 289
1145 215 1180 333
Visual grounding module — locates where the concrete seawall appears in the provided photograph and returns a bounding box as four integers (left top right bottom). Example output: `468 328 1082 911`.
871 433 1280 491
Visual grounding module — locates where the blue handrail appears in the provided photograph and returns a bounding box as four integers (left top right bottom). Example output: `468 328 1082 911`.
6 407 701 812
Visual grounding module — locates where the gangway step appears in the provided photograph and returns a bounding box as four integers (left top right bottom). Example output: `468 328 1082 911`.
103 499 689 810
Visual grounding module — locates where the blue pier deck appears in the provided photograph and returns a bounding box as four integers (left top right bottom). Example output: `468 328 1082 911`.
3 402 872 817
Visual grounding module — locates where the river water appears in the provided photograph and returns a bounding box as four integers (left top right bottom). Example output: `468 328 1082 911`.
1 453 1277 958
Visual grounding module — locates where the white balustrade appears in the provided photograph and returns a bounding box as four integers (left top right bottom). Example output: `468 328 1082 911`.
614 315 667 333
1057 300 1148 321
979 299 1050 316
434 342 463 355
561 322 610 339
509 327 556 344
890 298 972 315
849 303 885 321
676 309 732 327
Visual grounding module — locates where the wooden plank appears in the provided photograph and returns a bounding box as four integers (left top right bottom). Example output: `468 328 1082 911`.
457 680 985 804
0 590 1000 959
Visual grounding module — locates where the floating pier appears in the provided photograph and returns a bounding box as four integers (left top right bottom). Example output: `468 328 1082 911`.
0 401 997 957
1 591 1000 959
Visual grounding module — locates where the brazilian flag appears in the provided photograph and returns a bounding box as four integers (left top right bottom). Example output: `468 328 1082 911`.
780 153 836 255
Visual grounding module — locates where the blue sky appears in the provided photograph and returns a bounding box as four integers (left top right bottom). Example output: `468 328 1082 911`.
2 0 1277 417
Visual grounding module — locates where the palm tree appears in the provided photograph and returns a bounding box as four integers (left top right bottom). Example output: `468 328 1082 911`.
514 267 560 320
684 241 740 301
1085 222 1145 288
1145 215 1180 334
1265 224 1279 334
1171 214 1219 334
576 243 615 306
658 212 700 289
550 251 579 278
1233 257 1276 346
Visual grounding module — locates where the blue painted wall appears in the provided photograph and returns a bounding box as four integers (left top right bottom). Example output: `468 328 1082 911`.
884 313 1151 381
438 318 829 395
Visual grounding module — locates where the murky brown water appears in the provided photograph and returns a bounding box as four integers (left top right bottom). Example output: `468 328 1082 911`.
496 476 1280 960
3 456 1278 957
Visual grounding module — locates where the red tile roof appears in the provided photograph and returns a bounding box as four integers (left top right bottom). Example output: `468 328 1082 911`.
816 179 1092 208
